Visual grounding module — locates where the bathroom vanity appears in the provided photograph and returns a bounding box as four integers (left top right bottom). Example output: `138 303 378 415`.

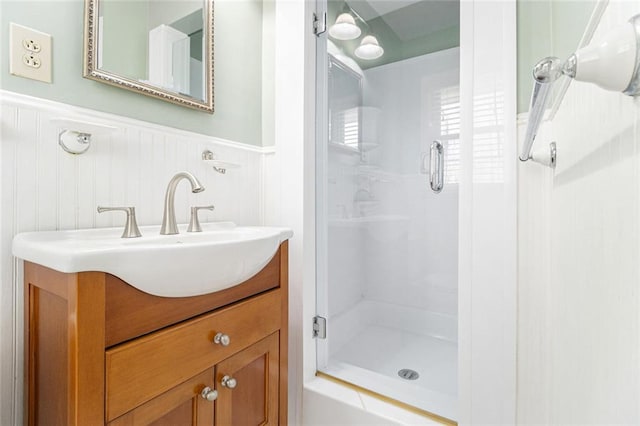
22 241 288 425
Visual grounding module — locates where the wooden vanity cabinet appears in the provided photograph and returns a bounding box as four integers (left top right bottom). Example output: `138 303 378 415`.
214 333 281 425
24 242 288 426
107 369 216 426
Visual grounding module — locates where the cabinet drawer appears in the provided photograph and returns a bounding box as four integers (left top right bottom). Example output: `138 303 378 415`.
105 289 282 422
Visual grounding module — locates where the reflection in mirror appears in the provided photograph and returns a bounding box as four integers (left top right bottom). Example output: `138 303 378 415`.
84 0 214 112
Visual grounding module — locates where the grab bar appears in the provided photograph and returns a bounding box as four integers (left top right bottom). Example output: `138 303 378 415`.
520 57 563 163
430 140 444 193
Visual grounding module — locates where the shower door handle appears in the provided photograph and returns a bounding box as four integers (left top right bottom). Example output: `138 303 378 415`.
429 140 444 193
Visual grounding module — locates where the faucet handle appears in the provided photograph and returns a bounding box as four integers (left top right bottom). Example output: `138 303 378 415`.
97 206 142 238
188 205 215 233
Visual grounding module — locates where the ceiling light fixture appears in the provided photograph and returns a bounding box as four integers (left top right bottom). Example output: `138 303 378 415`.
328 13 361 40
355 35 384 60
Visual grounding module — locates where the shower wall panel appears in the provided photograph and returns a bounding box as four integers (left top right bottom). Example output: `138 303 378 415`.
359 48 460 315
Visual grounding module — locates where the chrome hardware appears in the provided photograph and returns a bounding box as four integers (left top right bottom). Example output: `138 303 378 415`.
549 142 557 169
202 150 215 161
520 57 563 163
429 140 444 193
562 54 577 79
187 205 215 232
398 368 420 380
201 386 218 401
58 130 92 155
213 332 230 346
202 150 227 174
160 172 205 235
221 375 237 389
97 206 141 238
522 13 640 166
313 12 327 36
312 316 327 339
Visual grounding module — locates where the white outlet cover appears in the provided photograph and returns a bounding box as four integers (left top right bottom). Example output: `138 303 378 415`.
9 23 52 83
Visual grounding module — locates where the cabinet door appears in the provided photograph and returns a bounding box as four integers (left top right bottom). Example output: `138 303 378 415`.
215 333 280 425
108 369 215 426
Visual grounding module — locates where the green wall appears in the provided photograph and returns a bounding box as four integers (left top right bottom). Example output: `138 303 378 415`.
1 0 271 147
517 0 596 114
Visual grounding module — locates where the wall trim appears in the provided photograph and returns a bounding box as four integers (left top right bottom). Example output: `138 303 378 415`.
0 90 275 154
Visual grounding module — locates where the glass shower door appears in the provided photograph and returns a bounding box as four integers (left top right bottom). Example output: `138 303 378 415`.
315 0 460 421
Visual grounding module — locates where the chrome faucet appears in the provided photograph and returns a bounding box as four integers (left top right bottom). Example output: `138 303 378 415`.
160 172 205 235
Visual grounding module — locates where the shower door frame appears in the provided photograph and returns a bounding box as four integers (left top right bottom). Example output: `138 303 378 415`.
314 1 330 372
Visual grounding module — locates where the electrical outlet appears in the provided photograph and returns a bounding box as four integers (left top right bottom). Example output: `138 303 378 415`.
22 39 41 53
9 23 52 83
22 54 41 68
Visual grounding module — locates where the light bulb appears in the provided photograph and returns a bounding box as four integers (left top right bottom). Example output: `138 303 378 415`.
328 13 361 41
355 35 384 60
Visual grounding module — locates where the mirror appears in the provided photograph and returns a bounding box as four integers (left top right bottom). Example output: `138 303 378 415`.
83 0 214 112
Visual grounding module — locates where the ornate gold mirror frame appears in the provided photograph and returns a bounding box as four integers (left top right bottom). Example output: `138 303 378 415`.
83 0 214 113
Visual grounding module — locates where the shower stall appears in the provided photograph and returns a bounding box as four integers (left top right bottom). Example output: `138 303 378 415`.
315 1 460 421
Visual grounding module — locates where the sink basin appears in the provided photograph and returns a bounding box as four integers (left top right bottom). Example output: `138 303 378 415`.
12 222 293 297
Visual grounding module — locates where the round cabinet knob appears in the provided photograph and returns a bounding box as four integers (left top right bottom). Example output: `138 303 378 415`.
201 386 218 401
221 375 237 389
213 332 231 346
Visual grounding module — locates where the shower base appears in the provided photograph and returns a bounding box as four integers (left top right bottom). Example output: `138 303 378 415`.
319 300 457 421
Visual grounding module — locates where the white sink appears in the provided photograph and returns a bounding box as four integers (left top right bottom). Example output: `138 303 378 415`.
12 222 293 297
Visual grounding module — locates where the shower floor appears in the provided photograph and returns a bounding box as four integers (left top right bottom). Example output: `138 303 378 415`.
320 301 457 421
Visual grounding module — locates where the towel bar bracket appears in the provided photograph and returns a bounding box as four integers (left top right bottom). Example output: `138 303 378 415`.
523 141 556 169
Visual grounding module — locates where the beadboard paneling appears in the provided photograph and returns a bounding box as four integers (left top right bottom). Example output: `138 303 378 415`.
517 1 640 423
1 92 268 230
0 90 271 426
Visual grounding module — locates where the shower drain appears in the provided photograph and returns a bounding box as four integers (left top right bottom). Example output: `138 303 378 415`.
397 368 420 380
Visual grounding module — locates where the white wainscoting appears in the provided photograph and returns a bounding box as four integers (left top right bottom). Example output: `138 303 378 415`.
517 1 640 422
0 90 274 425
